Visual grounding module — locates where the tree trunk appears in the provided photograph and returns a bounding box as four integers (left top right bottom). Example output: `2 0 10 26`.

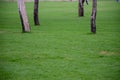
34 0 40 25
91 0 97 33
78 0 84 16
18 0 30 32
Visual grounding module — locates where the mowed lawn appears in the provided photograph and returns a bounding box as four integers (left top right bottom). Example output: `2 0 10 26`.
0 1 120 80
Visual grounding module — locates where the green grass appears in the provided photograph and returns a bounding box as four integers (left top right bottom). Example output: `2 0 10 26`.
0 1 120 80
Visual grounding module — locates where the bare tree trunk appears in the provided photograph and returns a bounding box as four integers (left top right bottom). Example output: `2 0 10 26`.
18 0 30 32
78 0 85 16
91 0 97 33
34 0 40 25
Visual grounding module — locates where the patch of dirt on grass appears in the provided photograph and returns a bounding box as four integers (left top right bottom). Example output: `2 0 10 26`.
64 57 74 61
0 30 6 33
99 51 120 56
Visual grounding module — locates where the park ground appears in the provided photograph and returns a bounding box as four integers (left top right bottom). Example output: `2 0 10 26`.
0 0 120 80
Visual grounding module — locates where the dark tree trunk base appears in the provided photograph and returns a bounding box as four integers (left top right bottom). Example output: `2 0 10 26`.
78 0 84 17
91 0 97 34
91 26 96 34
34 0 40 26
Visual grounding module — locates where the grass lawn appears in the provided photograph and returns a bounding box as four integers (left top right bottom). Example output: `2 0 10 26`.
0 0 120 80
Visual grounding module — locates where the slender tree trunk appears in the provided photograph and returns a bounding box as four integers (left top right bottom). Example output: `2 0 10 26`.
91 0 97 33
78 0 84 16
34 0 40 25
18 0 30 32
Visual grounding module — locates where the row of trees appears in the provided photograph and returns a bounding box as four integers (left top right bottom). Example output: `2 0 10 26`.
18 0 97 33
18 0 40 32
78 0 97 33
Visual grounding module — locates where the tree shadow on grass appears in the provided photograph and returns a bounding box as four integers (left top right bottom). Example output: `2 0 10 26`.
86 32 96 35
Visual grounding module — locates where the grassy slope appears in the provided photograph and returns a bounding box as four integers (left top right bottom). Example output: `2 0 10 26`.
0 1 120 80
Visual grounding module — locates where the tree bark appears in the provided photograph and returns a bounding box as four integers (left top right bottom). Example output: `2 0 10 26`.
91 0 97 33
78 0 84 16
34 0 40 25
18 0 30 32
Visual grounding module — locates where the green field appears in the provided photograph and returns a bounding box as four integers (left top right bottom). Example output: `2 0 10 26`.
0 1 120 80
